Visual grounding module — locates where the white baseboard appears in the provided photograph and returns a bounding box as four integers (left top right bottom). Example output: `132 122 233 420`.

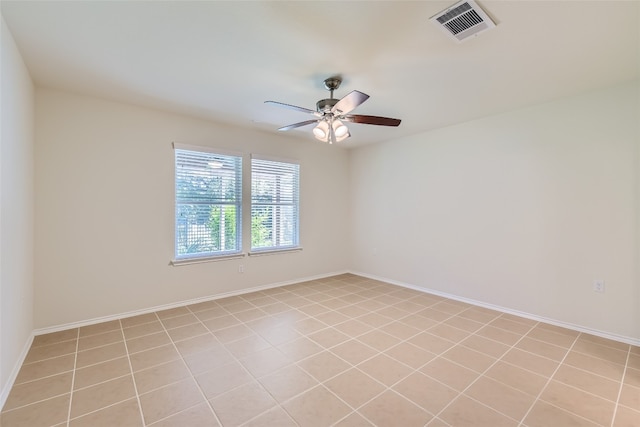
350 270 640 347
0 333 33 411
33 270 349 336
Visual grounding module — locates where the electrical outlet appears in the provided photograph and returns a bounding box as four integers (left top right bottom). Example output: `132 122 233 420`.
238 265 244 273
593 280 605 293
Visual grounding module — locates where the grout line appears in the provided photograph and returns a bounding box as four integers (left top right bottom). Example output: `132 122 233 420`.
65 328 80 426
516 332 581 426
119 319 147 427
610 346 632 427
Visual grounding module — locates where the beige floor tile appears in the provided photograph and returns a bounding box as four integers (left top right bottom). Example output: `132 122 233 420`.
70 375 136 418
431 301 467 316
160 313 199 330
201 314 241 331
439 395 518 427
618 384 640 410
426 417 453 427
277 337 323 361
527 326 577 348
122 321 165 341
331 339 379 365
148 402 220 427
138 378 204 424
523 400 600 427
187 299 222 312
578 333 630 351
259 364 319 402
292 317 326 334
384 341 437 369
283 385 352 426
121 313 158 328
192 306 228 321
465 376 535 420
515 337 568 361
563 350 626 381
334 412 376 426
315 311 351 327
628 353 640 370
393 371 459 414
69 398 142 427
357 354 412 387
553 363 620 400
133 359 191 394
500 348 559 377
239 346 292 378
209 381 276 425
297 303 331 317
32 329 78 347
336 303 369 318
420 357 479 392
540 380 615 426
378 320 421 340
128 344 180 372
624 367 640 388
165 322 208 342
415 307 451 322
172 333 220 357
73 356 131 390
195 360 254 399
77 329 123 351
572 340 628 365
428 323 471 343
79 320 120 338
489 317 533 335
443 315 484 333
4 371 73 410
257 324 302 346
356 330 402 352
76 341 127 368
325 367 386 408
242 406 297 427
212 323 254 343
0 394 70 427
125 331 172 354
297 350 351 381
613 405 640 427
334 319 373 337
400 313 439 330
156 306 191 319
458 307 501 324
461 334 510 358
484 361 548 396
359 390 433 427
14 354 75 384
182 346 235 376
224 333 271 358
233 307 269 322
408 332 456 354
356 312 394 328
24 340 77 364
475 325 522 346
442 344 496 373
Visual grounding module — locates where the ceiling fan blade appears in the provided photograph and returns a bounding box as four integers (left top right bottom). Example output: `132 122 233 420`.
331 90 370 115
342 114 401 127
265 101 319 115
277 119 319 131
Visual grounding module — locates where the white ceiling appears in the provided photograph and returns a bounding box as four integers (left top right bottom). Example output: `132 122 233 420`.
2 1 639 147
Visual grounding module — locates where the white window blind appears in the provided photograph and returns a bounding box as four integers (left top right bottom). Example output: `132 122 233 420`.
175 148 242 259
251 157 300 251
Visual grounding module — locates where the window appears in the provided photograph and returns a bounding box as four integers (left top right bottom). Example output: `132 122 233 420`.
251 157 300 252
174 145 242 260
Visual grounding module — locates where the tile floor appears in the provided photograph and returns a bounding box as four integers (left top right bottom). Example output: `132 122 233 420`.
1 274 639 426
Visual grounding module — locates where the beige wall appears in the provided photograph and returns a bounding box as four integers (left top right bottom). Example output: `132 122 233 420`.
0 17 35 400
349 81 640 342
34 89 350 329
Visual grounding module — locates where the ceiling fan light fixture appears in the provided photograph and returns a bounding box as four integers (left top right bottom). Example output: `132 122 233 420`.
333 119 349 138
313 121 329 140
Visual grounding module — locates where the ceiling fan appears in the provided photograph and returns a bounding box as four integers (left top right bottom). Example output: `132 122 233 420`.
265 77 401 144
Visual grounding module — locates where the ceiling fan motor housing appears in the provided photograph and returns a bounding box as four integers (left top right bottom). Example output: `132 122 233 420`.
317 98 338 113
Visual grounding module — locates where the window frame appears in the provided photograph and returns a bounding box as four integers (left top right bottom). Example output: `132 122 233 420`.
249 154 300 254
172 143 243 263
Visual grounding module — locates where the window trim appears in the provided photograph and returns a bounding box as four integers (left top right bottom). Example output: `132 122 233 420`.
173 143 243 261
250 154 300 253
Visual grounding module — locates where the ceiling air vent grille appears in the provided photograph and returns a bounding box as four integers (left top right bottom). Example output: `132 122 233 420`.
431 0 496 42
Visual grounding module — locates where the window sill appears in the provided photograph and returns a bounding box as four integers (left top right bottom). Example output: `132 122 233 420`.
248 247 303 257
170 253 245 266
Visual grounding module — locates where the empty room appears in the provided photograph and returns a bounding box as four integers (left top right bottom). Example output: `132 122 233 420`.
1 1 639 426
